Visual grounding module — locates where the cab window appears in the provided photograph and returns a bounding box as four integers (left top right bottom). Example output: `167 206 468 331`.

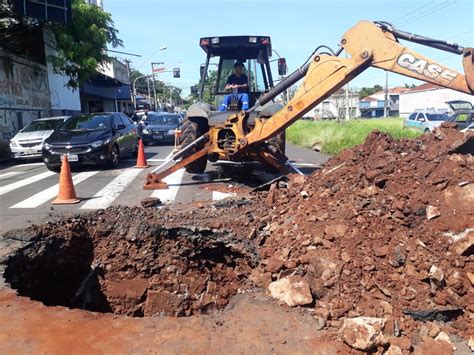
408 113 417 120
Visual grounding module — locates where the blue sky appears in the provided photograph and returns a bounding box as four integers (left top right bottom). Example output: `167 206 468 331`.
105 0 473 95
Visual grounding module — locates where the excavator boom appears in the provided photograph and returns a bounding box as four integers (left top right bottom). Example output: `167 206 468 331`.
144 20 473 189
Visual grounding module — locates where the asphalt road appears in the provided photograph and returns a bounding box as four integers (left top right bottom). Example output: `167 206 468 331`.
0 143 329 233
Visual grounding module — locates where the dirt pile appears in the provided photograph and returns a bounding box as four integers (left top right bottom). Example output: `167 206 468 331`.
252 125 473 342
4 208 258 317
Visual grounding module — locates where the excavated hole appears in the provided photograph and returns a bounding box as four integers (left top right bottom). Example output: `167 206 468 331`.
4 225 258 317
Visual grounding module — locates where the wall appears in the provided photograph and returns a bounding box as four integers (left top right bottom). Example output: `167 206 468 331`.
43 30 81 116
399 88 474 117
0 50 51 142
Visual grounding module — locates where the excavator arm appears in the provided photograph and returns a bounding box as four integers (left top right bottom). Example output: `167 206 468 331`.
144 20 473 189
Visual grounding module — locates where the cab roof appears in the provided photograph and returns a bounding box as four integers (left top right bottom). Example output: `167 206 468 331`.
199 35 272 59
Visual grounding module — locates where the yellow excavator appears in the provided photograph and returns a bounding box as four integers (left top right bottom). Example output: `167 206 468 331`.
144 20 474 189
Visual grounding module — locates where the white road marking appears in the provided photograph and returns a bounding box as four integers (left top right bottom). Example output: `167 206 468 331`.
150 168 185 204
81 168 143 210
0 171 22 179
10 171 99 209
0 171 56 196
212 191 236 201
12 162 45 166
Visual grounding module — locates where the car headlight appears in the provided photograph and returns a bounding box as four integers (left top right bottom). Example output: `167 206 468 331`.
9 140 17 147
43 142 52 150
90 140 103 148
142 129 150 134
167 129 176 135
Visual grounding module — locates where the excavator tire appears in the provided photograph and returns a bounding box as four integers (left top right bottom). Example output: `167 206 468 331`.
179 117 209 174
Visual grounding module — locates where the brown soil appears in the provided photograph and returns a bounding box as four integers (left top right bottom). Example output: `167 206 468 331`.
1 124 473 352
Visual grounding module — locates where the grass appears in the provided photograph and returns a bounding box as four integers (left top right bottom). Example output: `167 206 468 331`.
286 117 422 155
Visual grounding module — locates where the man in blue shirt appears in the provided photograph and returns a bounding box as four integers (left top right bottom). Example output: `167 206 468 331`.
219 61 249 111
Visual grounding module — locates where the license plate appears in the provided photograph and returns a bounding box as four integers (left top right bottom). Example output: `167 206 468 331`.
25 148 36 155
61 154 79 162
153 135 164 140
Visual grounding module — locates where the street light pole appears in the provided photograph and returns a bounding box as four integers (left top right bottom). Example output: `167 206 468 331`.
151 61 165 111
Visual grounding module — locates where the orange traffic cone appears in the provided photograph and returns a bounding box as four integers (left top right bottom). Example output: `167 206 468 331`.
52 156 80 205
135 139 149 168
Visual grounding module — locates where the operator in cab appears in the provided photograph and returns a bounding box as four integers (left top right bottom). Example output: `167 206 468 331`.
219 61 249 111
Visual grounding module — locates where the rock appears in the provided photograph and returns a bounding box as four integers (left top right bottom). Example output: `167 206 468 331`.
140 197 162 208
414 336 453 355
467 272 474 286
429 265 445 288
144 290 184 316
300 190 309 198
374 245 389 257
339 317 386 351
324 224 348 241
268 275 313 307
469 335 474 351
428 324 441 338
315 316 326 330
451 229 473 256
435 332 454 350
386 344 403 355
426 205 441 220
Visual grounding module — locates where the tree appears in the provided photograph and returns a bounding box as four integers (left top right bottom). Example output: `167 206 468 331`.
1 0 122 89
190 70 218 105
359 84 383 99
48 0 122 89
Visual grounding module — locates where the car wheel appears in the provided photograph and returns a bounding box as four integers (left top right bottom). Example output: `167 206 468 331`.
45 164 60 173
108 145 120 168
424 128 430 133
179 117 209 174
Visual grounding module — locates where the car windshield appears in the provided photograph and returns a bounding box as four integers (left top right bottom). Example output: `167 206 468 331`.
426 113 449 121
147 114 179 125
60 114 111 131
22 119 64 132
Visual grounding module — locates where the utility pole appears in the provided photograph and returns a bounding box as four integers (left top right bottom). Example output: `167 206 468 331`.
345 52 350 120
384 71 388 117
124 59 134 112
146 77 151 110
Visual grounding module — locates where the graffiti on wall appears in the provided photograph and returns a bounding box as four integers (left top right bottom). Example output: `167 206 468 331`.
0 51 51 141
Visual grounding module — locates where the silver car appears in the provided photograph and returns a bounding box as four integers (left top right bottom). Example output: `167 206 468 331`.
403 111 450 133
9 116 69 160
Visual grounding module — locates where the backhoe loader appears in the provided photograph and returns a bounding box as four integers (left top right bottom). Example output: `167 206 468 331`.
144 20 474 189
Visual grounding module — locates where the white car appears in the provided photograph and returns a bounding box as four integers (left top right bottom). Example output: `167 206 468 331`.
9 116 69 160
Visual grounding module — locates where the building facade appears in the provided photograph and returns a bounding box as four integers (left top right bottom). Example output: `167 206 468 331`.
307 89 360 119
359 87 409 118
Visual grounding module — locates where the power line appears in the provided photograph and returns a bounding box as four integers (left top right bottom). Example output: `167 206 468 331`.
391 0 435 24
398 0 456 26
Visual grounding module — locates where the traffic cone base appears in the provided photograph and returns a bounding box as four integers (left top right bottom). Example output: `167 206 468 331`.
135 139 149 168
52 155 81 205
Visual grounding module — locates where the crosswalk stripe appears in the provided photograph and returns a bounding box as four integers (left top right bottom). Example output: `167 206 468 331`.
81 168 143 210
0 171 22 179
150 168 185 204
0 171 56 196
212 191 236 201
10 171 99 209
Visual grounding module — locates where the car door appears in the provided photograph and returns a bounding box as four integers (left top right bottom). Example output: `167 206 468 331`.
415 113 426 131
119 114 137 153
112 114 127 155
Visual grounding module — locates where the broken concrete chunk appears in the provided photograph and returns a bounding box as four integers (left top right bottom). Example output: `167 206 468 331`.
140 197 162 208
467 272 474 286
339 317 386 351
426 205 441 220
435 332 455 350
386 344 403 355
268 275 313 307
429 265 445 288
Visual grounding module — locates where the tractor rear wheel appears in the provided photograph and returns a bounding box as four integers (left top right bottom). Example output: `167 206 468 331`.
179 117 209 174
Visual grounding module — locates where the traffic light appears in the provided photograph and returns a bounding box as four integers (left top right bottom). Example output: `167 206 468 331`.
278 58 287 76
173 67 180 78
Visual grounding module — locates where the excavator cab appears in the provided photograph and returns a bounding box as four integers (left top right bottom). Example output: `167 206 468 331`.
181 36 286 174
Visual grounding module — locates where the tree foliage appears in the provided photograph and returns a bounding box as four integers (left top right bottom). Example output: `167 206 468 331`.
48 0 122 89
359 84 383 99
190 70 218 105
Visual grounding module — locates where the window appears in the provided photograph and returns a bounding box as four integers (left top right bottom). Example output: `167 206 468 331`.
217 59 248 93
22 119 64 132
416 113 426 121
113 115 124 129
119 114 132 126
147 114 180 125
426 113 449 121
454 113 468 122
408 113 417 120
61 114 111 131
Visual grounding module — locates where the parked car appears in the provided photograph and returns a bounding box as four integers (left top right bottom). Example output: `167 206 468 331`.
447 100 474 132
9 116 69 161
141 112 183 145
42 112 139 171
403 111 450 133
